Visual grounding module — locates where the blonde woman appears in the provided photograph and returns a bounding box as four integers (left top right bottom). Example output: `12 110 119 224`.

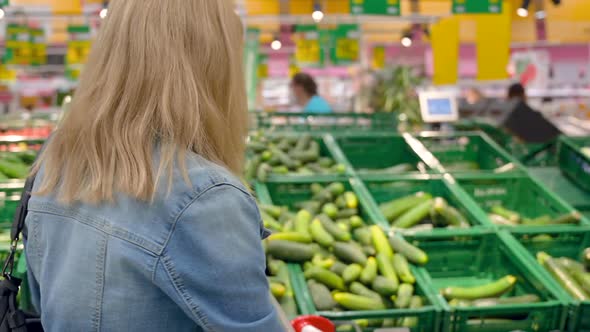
24 0 284 331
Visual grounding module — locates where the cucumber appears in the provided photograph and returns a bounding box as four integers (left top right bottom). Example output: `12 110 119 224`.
272 166 289 174
322 203 339 219
276 138 291 151
372 276 398 296
295 201 321 215
538 252 589 301
268 232 312 243
392 199 433 229
336 221 350 233
261 210 283 231
312 255 335 269
491 206 520 224
370 226 394 258
291 150 319 163
0 160 28 179
522 215 552 226
330 261 348 276
267 259 284 276
550 211 582 225
395 283 414 308
333 292 386 311
332 163 347 174
0 171 8 180
310 183 324 195
310 219 335 247
247 141 267 152
472 294 540 307
441 275 517 300
558 257 585 273
342 264 363 284
326 182 346 196
294 210 312 235
388 235 428 266
308 280 337 311
343 192 358 209
312 190 334 204
276 262 298 318
335 209 358 219
393 254 415 284
294 135 312 152
259 204 284 218
318 214 351 242
353 227 372 246
318 157 333 168
379 193 433 222
400 296 424 327
362 245 376 257
488 214 518 226
335 196 347 209
571 269 590 294
350 282 382 302
355 256 374 282
376 253 399 285
448 298 472 307
304 266 346 291
270 147 297 169
256 163 271 182
434 199 469 228
349 216 364 229
266 240 316 263
270 281 286 299
333 242 368 265
260 150 272 161
245 155 261 180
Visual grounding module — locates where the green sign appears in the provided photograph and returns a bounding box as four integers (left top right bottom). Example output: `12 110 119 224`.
452 0 502 14
4 24 31 66
350 0 400 16
294 25 332 68
331 24 360 65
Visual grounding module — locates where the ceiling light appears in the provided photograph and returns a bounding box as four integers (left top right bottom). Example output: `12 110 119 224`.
312 2 324 23
99 8 108 19
401 37 412 48
517 7 529 17
0 9 5 20
271 39 282 51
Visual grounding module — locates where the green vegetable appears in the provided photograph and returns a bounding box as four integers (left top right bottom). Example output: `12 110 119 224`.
0 160 28 179
349 216 364 229
312 255 335 269
333 292 386 311
270 147 297 169
272 166 289 174
308 280 337 311
393 254 415 284
257 163 271 182
370 226 394 258
270 282 286 299
333 242 368 265
310 183 324 194
401 296 424 327
342 264 363 284
261 210 282 231
584 248 590 271
392 199 434 229
294 135 312 152
538 252 589 301
376 253 399 285
330 261 348 276
379 193 433 222
350 282 382 302
491 206 520 224
343 192 358 209
310 219 335 247
295 201 321 215
322 203 339 219
294 210 312 235
304 266 346 291
471 294 540 307
441 275 517 300
318 214 351 242
395 283 414 308
318 157 333 168
362 245 376 257
267 232 312 243
571 269 590 294
266 240 316 263
388 235 428 265
353 227 372 246
550 211 582 225
335 208 358 219
360 257 378 285
372 276 398 296
433 198 469 228
276 261 298 317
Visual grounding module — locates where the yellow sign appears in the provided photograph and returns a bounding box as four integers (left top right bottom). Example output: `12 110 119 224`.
0 66 17 82
295 39 321 65
372 46 386 70
475 2 512 80
66 41 91 65
335 38 359 62
431 17 460 85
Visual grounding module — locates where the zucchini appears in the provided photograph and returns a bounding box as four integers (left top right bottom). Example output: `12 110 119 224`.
343 192 358 209
379 192 433 222
266 240 316 262
342 264 363 284
333 242 368 265
395 283 414 308
572 269 590 294
490 206 520 224
308 280 337 311
393 254 415 284
400 296 424 327
350 282 382 301
310 219 335 247
304 266 346 291
318 214 351 242
276 261 298 318
370 226 394 258
538 252 589 301
294 210 312 235
360 256 378 285
372 276 398 296
267 232 312 243
376 253 399 285
433 198 469 228
441 275 517 300
333 292 386 311
472 294 540 307
388 235 428 266
392 199 434 229
353 227 372 246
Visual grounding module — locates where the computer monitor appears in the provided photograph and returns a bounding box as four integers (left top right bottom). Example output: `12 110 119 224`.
419 91 459 123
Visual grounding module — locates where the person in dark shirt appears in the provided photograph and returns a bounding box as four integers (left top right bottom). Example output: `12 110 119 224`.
501 83 561 143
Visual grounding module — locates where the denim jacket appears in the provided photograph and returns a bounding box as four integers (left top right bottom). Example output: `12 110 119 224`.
24 153 284 332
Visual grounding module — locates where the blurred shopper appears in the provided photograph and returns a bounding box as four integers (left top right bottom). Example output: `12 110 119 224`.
291 72 333 113
501 83 560 143
24 1 284 331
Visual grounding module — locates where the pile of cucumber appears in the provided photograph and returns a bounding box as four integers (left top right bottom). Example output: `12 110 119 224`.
245 133 346 182
268 260 298 318
0 151 37 180
262 183 430 328
379 193 470 230
537 250 590 301
444 275 541 308
488 206 582 227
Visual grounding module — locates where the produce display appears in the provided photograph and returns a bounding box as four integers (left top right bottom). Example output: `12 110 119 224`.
268 260 298 318
445 275 542 307
488 207 582 227
0 150 37 180
537 251 590 301
245 133 346 182
262 182 430 329
379 193 469 230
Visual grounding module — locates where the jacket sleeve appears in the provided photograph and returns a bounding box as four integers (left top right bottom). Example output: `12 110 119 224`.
153 184 286 332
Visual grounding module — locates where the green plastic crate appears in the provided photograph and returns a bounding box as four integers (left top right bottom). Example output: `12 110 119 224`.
361 174 492 235
289 263 441 332
0 181 25 227
331 133 428 175
529 167 590 213
558 136 590 192
406 231 565 332
253 111 398 133
417 132 522 174
456 174 590 230
507 228 590 332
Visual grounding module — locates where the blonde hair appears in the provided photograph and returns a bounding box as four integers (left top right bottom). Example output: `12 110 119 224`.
33 0 248 203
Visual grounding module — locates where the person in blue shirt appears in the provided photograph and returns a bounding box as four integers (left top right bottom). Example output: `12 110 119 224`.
291 73 333 113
